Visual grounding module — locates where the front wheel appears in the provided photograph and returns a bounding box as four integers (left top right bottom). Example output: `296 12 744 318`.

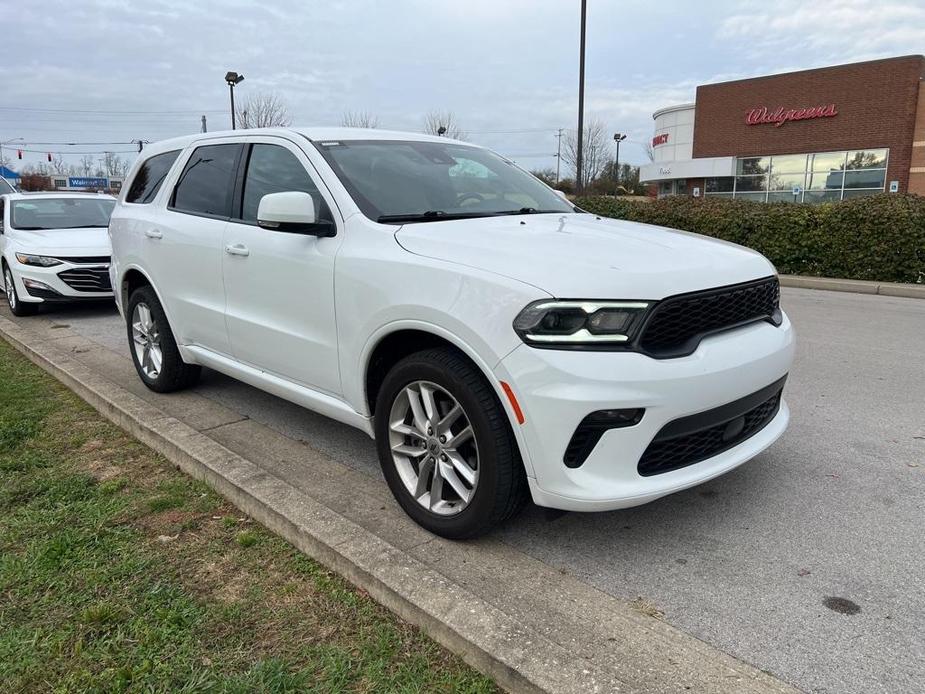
3 264 39 317
374 348 527 539
126 285 200 392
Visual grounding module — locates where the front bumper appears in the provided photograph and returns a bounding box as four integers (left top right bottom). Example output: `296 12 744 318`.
495 313 795 511
12 259 113 303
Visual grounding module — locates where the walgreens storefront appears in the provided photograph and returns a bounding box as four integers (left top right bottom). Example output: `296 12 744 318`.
640 55 925 202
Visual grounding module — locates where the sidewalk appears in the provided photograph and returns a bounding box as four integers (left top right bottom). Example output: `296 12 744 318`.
780 274 925 299
0 311 797 694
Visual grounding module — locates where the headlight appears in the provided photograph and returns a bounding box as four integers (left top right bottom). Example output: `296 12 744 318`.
15 253 62 267
513 300 651 347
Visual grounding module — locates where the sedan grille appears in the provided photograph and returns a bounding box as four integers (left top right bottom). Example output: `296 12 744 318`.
56 255 111 264
638 276 781 358
637 376 786 477
57 267 112 293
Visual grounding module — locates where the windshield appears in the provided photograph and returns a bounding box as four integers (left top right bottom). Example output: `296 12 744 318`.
11 198 115 231
313 139 574 222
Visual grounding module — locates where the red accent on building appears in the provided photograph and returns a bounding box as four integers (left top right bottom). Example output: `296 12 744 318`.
652 133 670 146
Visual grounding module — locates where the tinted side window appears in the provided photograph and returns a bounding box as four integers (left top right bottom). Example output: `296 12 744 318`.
125 150 180 204
240 144 328 223
172 144 241 217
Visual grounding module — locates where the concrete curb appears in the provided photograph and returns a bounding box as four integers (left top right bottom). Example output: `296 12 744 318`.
780 274 925 299
0 313 799 694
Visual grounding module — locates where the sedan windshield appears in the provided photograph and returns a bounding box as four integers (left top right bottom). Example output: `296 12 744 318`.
11 198 115 231
313 139 574 223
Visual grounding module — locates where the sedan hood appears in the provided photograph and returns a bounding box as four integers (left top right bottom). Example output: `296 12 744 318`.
12 226 111 258
394 213 776 299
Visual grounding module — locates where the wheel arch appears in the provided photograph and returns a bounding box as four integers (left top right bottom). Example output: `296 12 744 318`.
361 322 535 477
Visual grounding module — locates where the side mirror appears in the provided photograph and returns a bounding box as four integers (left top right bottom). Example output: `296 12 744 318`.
554 189 569 200
257 191 335 237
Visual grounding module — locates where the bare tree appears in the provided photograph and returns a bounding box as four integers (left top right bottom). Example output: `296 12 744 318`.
423 110 466 140
643 141 655 162
103 151 128 177
562 118 609 186
79 155 95 176
236 92 293 129
341 110 380 128
50 155 69 175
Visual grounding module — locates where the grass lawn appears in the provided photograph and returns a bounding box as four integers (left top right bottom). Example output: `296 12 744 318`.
0 337 497 693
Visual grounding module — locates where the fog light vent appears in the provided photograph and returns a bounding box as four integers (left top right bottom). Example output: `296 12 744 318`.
563 408 644 468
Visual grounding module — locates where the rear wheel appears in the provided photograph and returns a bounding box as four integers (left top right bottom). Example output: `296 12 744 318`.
3 264 39 317
374 347 527 539
126 285 200 392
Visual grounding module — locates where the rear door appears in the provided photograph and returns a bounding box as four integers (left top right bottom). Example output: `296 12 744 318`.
221 136 344 395
156 140 243 356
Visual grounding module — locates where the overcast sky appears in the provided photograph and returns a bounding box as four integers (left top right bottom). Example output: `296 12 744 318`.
2 0 923 175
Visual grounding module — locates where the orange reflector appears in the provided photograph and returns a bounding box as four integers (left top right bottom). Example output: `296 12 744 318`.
500 381 525 425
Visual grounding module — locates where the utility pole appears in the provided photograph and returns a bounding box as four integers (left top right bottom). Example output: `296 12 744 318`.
201 115 208 133
555 128 563 184
576 0 587 194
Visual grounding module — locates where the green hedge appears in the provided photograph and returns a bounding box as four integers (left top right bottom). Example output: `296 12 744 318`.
573 194 925 284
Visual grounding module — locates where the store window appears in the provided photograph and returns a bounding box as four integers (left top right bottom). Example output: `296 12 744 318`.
704 149 889 203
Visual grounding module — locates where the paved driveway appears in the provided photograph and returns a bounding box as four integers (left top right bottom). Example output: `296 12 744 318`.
5 287 923 693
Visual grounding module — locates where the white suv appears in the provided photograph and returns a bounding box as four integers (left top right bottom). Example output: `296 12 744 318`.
109 128 794 538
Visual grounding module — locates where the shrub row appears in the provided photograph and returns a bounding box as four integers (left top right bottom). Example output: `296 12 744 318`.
573 194 925 284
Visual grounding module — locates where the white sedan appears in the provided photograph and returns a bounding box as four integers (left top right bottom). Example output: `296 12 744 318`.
1 192 116 316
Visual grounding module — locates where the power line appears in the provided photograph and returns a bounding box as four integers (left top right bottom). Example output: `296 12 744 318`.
14 141 139 146
0 106 226 115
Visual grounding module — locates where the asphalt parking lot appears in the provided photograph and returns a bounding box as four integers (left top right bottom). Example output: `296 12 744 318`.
3 286 923 694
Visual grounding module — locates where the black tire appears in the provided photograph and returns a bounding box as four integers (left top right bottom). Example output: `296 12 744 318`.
3 263 39 317
374 347 528 539
126 285 200 392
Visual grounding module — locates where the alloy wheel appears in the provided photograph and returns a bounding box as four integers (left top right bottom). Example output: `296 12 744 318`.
4 269 16 311
131 302 163 379
387 380 479 516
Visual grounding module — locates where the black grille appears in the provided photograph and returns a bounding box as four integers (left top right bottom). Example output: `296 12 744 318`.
638 376 786 477
57 267 112 293
56 255 111 264
639 276 780 358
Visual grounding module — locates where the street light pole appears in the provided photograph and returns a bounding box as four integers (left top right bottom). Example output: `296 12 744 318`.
576 0 587 194
225 71 245 129
613 132 626 196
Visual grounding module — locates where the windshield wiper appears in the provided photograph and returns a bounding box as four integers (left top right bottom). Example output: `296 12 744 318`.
493 207 567 216
377 211 495 224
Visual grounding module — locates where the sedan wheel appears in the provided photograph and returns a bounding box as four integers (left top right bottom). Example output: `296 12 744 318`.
4 268 16 311
388 381 479 516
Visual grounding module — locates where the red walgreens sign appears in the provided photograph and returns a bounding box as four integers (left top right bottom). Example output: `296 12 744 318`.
745 103 838 127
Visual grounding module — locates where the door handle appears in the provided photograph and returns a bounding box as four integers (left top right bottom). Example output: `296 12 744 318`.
224 243 249 257
144 229 163 239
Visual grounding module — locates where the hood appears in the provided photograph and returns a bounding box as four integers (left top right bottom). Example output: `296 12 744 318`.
394 213 776 299
11 226 111 258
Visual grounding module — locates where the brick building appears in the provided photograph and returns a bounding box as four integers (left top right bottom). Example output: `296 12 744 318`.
640 55 925 202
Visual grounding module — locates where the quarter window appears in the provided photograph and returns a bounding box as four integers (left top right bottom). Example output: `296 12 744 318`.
240 144 326 223
172 144 241 217
125 150 181 204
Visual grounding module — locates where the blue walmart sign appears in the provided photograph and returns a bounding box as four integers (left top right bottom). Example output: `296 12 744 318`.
68 176 108 188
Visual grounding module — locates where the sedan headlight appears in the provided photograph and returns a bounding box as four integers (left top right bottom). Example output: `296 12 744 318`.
15 253 62 267
513 300 651 347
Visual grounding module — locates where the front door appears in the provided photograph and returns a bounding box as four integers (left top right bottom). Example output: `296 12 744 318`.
222 138 343 395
